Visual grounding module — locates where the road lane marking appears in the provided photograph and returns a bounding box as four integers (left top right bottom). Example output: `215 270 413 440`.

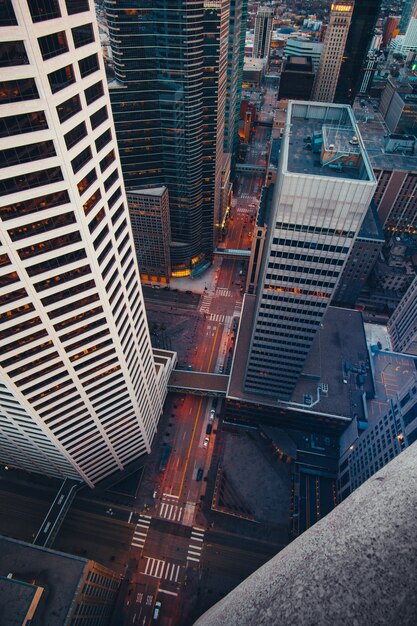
178 396 203 499
158 589 178 596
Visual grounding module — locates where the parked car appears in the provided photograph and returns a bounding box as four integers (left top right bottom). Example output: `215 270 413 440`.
210 408 216 419
203 437 210 449
206 423 212 435
196 468 204 481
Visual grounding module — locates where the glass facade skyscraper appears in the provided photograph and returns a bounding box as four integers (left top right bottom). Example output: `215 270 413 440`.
105 0 229 276
334 0 382 105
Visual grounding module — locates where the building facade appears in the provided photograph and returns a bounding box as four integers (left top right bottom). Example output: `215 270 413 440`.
278 56 315 101
312 2 354 103
332 203 385 308
127 187 171 285
283 39 323 72
252 6 274 59
244 102 376 401
388 275 417 354
334 0 382 104
104 0 229 277
0 0 169 487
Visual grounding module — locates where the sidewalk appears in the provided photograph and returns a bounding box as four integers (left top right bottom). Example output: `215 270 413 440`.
170 259 222 295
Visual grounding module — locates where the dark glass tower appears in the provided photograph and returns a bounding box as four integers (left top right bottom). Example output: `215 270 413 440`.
334 0 382 105
105 0 210 275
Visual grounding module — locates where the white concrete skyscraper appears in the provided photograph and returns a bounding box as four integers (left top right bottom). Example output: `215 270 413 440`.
0 0 173 487
244 102 376 400
312 2 354 103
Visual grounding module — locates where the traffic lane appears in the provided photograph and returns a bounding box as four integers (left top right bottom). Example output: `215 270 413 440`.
72 497 138 523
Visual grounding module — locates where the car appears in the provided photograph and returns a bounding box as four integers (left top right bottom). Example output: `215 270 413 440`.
206 423 213 435
210 408 216 419
196 467 204 481
153 601 162 620
203 437 210 449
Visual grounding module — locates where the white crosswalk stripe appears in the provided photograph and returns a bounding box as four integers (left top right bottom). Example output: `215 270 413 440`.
131 514 152 548
187 527 205 563
216 287 232 297
157 495 183 522
143 557 182 582
200 294 213 313
208 313 232 324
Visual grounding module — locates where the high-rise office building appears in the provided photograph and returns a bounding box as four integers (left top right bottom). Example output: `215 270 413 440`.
283 39 323 72
105 0 228 277
244 102 376 400
0 0 172 487
390 2 417 54
334 0 382 105
252 6 274 59
278 56 315 101
224 0 248 164
312 2 354 103
399 0 415 32
387 275 417 354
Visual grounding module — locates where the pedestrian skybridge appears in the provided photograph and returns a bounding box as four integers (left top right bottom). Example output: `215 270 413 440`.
213 248 251 260
168 370 229 396
235 163 267 173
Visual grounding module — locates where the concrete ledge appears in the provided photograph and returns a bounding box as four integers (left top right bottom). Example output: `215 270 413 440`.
194 443 417 626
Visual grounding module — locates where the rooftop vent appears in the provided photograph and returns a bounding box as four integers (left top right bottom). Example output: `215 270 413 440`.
349 136 359 145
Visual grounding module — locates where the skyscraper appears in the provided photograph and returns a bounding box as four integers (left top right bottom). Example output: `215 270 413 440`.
311 2 354 103
252 6 274 59
0 0 172 487
224 0 248 165
334 0 382 105
388 275 417 354
244 102 376 400
105 0 228 277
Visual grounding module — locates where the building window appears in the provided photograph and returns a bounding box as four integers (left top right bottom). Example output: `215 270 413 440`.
85 81 103 106
77 168 97 195
64 121 87 150
0 111 48 138
1 190 70 221
90 105 108 130
48 65 75 93
72 23 95 48
0 78 39 104
8 212 76 241
78 53 99 78
56 94 82 123
27 0 61 22
0 140 56 169
99 150 115 173
0 41 29 67
65 0 90 15
95 128 112 155
0 166 63 197
0 1 18 26
38 31 69 60
18 231 81 260
104 168 118 191
71 146 92 174
83 188 101 215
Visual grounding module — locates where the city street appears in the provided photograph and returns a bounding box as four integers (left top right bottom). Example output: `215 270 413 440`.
0 84 278 626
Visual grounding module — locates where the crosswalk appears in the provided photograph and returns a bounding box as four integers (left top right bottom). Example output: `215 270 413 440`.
157 494 183 523
200 293 213 313
131 514 152 549
142 557 182 583
208 313 232 324
187 527 205 563
216 287 232 297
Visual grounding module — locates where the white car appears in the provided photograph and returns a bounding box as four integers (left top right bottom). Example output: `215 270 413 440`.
210 408 216 420
203 437 210 449
153 601 161 620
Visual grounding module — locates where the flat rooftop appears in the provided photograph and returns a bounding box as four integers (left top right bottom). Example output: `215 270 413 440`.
285 101 374 182
356 113 417 171
129 186 167 197
0 536 88 626
228 299 372 424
